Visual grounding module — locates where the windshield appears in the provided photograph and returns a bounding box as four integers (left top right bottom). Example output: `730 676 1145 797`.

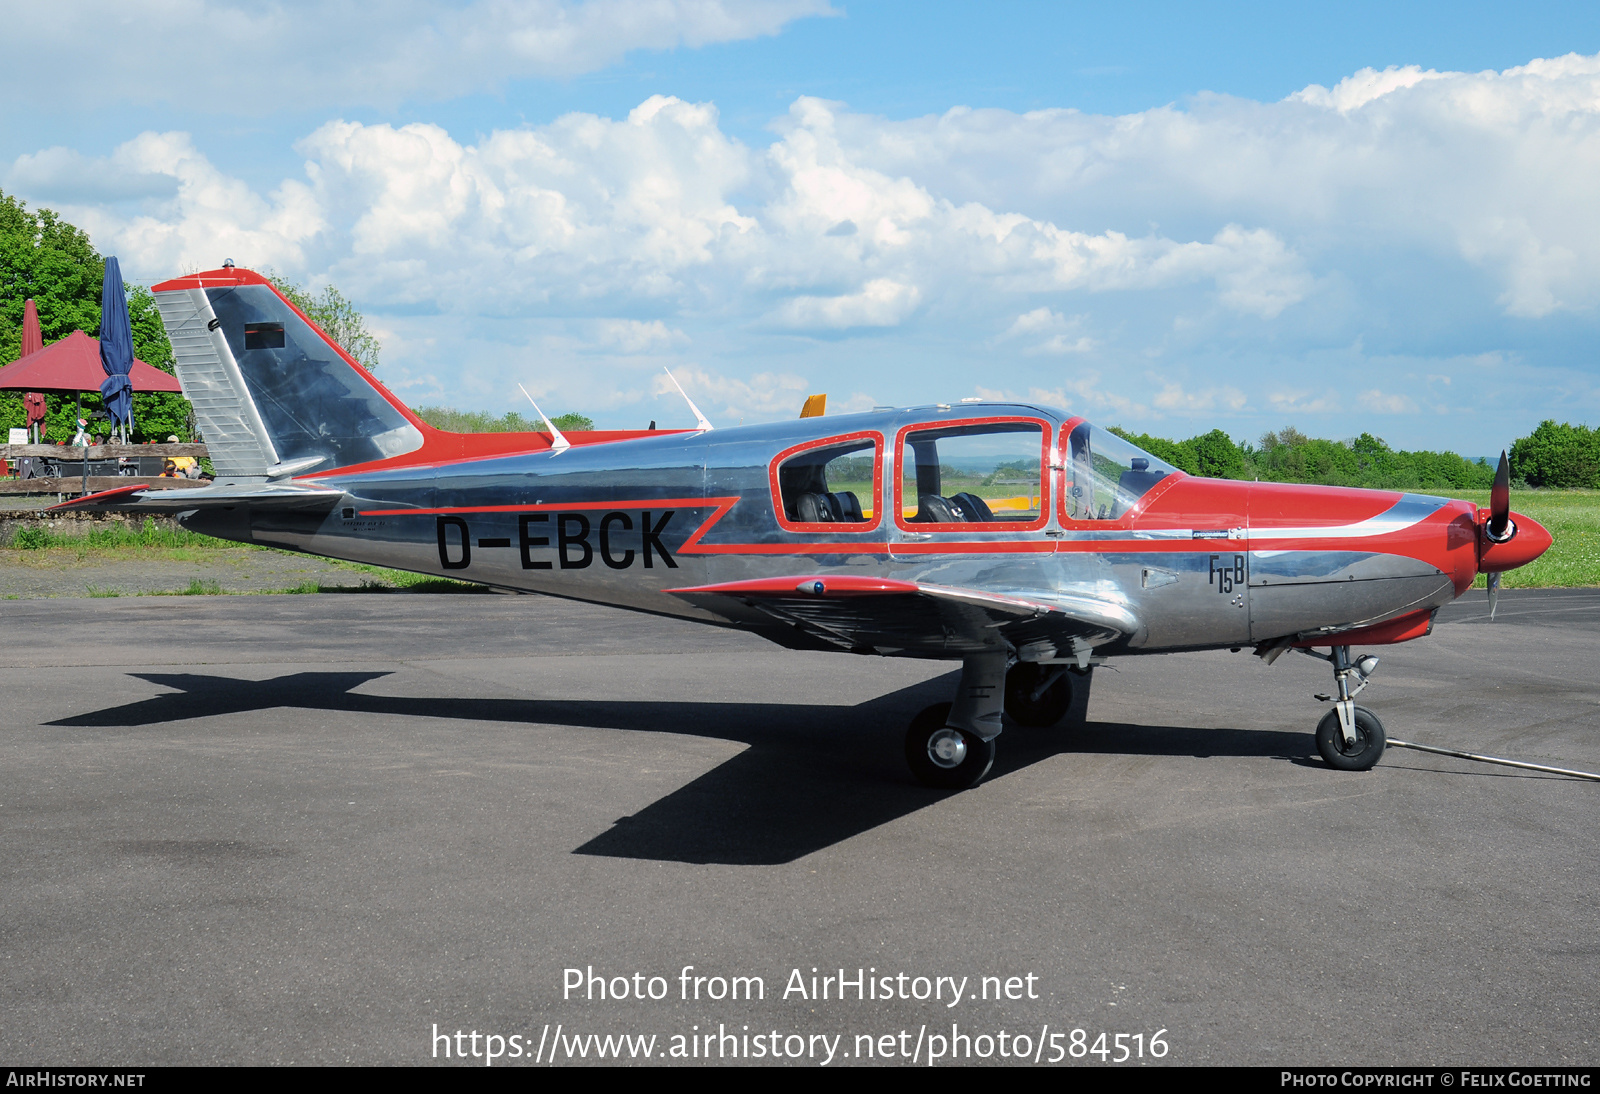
1064 423 1179 520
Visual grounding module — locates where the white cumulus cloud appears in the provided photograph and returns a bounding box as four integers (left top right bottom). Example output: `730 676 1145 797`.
0 0 835 110
11 51 1600 440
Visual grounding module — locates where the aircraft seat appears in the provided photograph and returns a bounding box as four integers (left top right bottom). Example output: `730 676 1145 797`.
795 492 832 523
914 494 961 522
828 491 864 522
1115 458 1167 516
948 492 994 522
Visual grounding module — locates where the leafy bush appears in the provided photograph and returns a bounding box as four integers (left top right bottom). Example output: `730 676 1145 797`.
1111 424 1497 490
1511 421 1600 489
11 525 49 549
5 517 235 551
414 406 595 433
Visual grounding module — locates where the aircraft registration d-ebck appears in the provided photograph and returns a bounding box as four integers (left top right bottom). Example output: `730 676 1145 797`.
59 266 1553 788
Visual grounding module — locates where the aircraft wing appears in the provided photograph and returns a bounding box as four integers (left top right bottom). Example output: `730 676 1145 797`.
667 576 1142 661
48 481 344 513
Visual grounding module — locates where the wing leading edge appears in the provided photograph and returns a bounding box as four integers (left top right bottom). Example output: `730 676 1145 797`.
667 575 1142 662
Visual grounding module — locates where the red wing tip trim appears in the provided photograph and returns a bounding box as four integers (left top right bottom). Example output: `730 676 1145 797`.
46 484 148 510
667 576 921 597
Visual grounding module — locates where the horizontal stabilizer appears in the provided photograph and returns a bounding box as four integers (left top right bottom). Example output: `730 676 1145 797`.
49 481 344 514
668 575 1141 658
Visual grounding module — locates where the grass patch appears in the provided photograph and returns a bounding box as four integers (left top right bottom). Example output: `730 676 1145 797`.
7 517 245 552
271 575 483 594
160 578 225 596
134 579 227 596
1450 489 1600 588
314 566 489 593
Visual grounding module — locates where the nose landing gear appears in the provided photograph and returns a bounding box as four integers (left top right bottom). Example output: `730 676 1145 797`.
1315 704 1386 770
1306 644 1386 771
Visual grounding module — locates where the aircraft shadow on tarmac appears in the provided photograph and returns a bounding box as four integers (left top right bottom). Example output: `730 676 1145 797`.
50 671 1313 865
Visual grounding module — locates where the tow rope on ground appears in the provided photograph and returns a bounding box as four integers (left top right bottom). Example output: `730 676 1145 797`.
1387 739 1600 783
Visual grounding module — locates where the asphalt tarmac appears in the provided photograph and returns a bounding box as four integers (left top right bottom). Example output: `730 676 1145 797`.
2 588 1596 1066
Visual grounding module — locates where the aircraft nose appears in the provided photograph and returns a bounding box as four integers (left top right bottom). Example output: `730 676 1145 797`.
1479 510 1553 573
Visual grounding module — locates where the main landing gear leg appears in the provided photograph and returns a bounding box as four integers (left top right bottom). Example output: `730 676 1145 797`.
905 653 1006 789
1307 644 1386 771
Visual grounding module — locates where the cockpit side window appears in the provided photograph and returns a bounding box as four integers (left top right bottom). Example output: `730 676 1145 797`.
770 432 882 531
1061 422 1181 521
893 418 1051 530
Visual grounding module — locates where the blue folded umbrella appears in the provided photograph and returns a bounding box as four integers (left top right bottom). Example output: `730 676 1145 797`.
99 257 135 433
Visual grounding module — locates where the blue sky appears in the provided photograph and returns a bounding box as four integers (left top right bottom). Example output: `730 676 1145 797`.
5 1 1600 451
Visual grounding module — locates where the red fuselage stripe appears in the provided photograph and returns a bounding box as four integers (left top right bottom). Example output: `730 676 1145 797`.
356 496 1459 567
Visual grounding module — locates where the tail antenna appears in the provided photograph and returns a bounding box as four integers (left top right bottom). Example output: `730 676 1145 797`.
518 384 571 453
662 368 714 432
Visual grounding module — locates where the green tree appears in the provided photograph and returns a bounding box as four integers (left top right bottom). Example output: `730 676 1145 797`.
1190 428 1249 479
267 273 381 371
1116 422 1496 490
1108 427 1201 475
1 189 103 360
2 189 185 441
125 284 189 441
413 405 594 433
1511 421 1600 488
1109 426 1249 478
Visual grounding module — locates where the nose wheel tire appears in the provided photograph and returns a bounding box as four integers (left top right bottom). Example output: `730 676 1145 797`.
1004 663 1073 727
905 702 995 789
1315 705 1387 771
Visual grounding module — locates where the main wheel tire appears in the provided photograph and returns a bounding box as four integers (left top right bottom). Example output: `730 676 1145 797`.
1315 705 1387 771
905 702 996 789
1005 662 1072 727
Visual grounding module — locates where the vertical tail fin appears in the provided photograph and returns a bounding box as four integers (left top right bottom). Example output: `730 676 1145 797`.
152 268 422 481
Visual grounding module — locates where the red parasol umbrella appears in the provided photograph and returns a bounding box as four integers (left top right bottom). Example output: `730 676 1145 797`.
20 299 42 357
20 299 46 441
0 330 180 396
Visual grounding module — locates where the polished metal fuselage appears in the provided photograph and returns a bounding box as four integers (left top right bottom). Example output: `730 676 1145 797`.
184 403 1463 658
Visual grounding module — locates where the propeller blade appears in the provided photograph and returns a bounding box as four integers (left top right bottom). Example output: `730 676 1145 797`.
1488 570 1501 621
1488 450 1510 540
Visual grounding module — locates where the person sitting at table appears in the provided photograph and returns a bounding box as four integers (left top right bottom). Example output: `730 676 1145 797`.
164 435 199 478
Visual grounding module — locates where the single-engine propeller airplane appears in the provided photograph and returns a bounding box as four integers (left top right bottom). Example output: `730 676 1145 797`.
57 266 1553 788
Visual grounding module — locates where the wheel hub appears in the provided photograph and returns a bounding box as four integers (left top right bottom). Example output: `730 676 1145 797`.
926 728 968 769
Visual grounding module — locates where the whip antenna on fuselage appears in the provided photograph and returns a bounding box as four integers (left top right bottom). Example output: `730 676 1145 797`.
662 368 713 432
518 384 571 453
